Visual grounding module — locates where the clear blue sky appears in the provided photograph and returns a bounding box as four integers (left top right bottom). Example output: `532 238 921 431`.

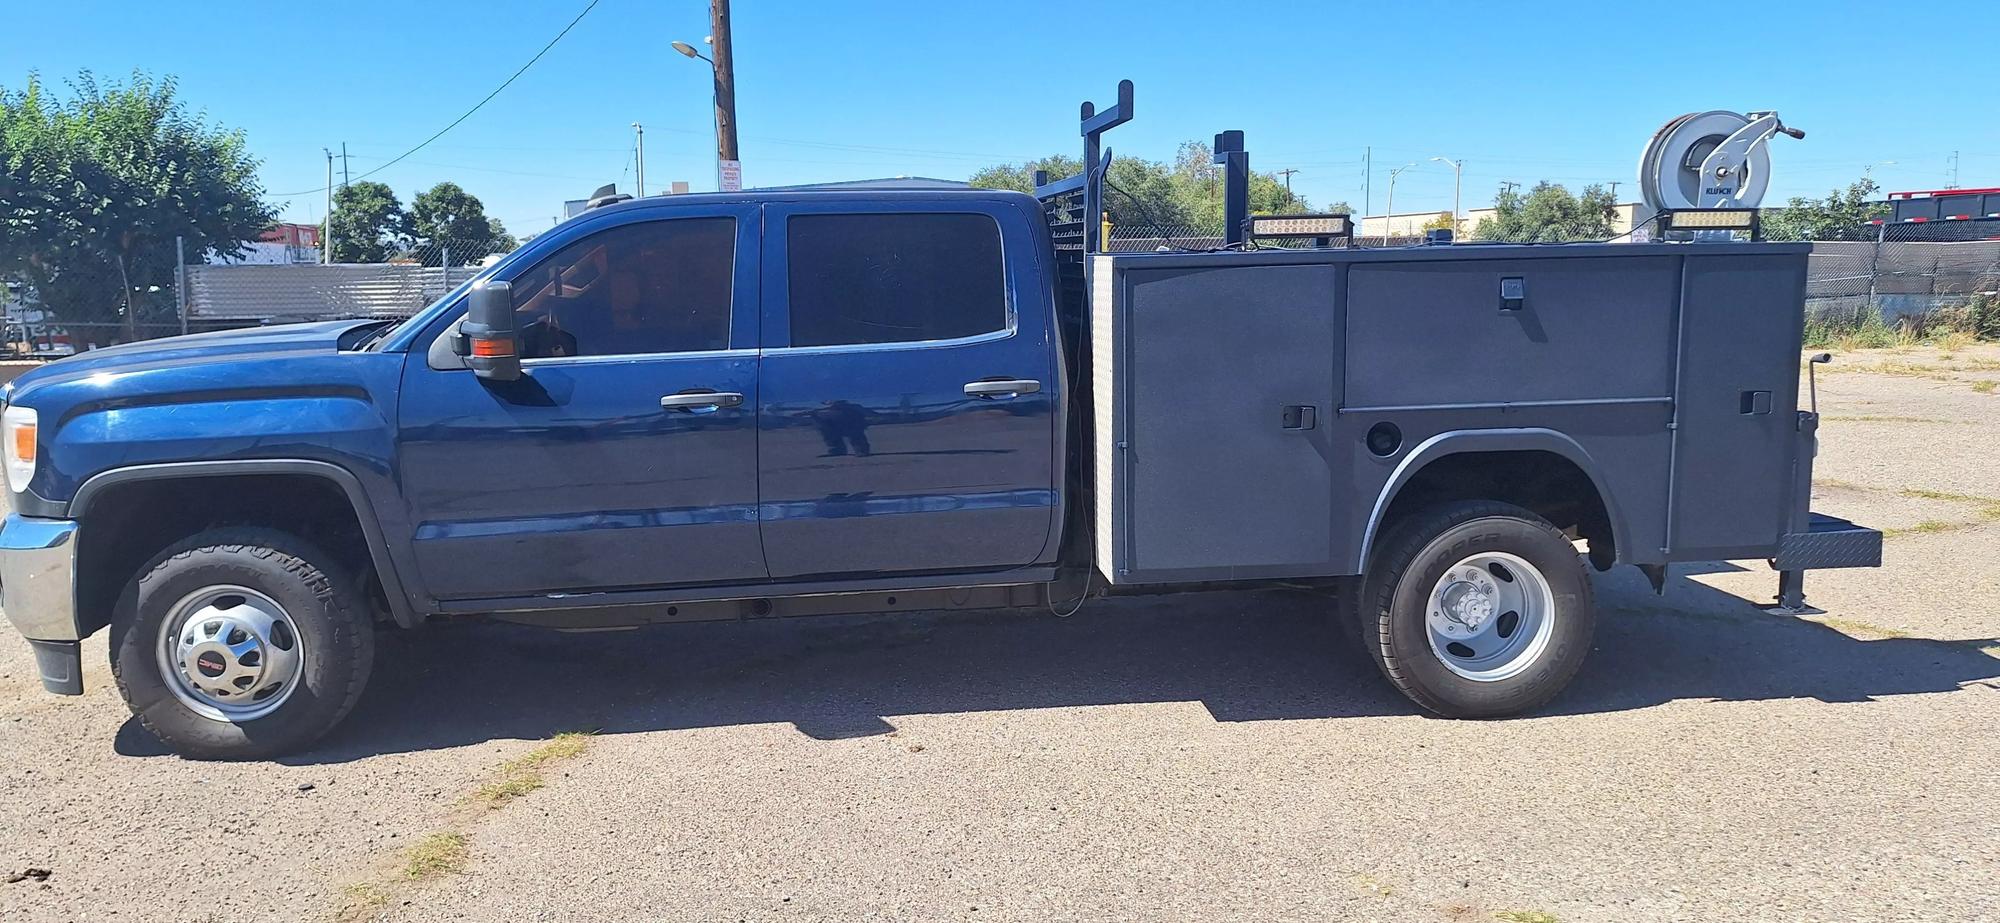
7 0 1998 235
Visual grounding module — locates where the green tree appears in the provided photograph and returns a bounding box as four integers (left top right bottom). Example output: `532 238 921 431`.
970 152 1194 231
1166 140 1334 226
967 155 1084 195
408 181 517 265
970 144 1347 239
1473 181 1616 242
1760 176 1887 242
327 181 409 263
0 70 273 337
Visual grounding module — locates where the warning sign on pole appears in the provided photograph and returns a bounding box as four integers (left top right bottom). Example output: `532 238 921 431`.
718 160 743 192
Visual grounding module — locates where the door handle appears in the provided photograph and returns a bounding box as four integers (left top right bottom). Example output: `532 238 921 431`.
963 379 1042 399
660 391 744 413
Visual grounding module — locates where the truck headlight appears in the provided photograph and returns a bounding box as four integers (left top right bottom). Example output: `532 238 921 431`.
3 404 38 493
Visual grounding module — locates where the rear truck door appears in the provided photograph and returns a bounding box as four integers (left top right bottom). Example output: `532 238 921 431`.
756 199 1059 579
395 204 767 600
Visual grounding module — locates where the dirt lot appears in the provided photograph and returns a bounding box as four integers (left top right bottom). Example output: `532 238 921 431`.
2 345 1997 923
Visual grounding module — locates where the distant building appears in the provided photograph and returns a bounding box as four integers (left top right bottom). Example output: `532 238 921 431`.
559 177 972 221
1359 203 1657 241
217 223 323 264
753 176 973 192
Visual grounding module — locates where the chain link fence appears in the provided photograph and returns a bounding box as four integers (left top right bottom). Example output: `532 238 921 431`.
13 219 1997 357
1806 221 2000 323
1104 213 2000 330
2 235 508 356
182 235 503 323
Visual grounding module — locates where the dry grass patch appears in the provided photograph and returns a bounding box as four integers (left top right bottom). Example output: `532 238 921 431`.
1898 487 2000 505
1888 489 2000 533
470 731 594 808
339 882 392 919
1884 519 1961 537
1494 913 1559 923
335 734 596 920
1823 414 1966 425
1974 380 1997 394
401 832 469 880
1810 617 1911 640
1348 873 1395 898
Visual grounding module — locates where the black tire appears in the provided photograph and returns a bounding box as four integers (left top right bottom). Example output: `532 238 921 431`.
1360 501 1594 718
110 528 375 760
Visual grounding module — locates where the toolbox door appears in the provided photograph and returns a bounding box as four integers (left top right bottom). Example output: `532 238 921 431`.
1667 253 1806 558
1110 262 1340 582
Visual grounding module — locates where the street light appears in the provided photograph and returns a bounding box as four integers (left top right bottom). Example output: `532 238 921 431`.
1430 156 1463 235
1384 162 1416 243
674 1 740 192
671 36 723 189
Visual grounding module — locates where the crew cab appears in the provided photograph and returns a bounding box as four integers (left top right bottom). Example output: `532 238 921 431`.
0 85 1881 758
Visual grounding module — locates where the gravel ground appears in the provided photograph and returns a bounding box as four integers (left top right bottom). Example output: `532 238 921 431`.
2 346 1997 923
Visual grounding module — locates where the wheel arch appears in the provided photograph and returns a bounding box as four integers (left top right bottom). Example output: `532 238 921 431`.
1356 428 1629 573
67 460 420 630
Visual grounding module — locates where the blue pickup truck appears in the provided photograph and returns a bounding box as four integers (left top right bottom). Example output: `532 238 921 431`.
0 85 1880 759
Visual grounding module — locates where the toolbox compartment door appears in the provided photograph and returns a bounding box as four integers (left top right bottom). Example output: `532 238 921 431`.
1346 257 1677 408
1667 252 1807 559
1098 262 1339 582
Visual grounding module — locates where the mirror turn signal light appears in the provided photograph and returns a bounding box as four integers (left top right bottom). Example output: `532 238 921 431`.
469 336 516 358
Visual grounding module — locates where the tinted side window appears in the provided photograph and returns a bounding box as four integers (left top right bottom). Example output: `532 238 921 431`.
508 217 735 358
786 213 1006 347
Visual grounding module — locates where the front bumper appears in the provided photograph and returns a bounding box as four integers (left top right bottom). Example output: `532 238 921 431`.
0 514 84 694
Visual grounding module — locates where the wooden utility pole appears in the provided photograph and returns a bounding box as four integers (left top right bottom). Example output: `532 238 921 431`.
710 0 740 188
633 122 646 196
1277 168 1298 196
323 149 335 265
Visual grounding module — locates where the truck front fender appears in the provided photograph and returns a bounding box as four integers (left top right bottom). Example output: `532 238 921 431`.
67 459 422 628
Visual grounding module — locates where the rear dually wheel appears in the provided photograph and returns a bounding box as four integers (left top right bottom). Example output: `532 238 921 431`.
1360 501 1595 718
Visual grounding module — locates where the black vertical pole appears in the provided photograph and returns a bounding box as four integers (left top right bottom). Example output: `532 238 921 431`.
1214 130 1248 247
1081 101 1101 255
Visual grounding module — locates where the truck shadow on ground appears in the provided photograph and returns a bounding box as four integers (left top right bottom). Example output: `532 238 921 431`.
111 568 2000 763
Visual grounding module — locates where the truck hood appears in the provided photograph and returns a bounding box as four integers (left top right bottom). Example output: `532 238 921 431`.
6 320 387 393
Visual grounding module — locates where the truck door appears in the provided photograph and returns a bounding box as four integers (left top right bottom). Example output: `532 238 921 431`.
757 201 1059 579
396 205 766 599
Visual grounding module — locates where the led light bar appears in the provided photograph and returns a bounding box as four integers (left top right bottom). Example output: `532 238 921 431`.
1247 213 1351 238
1662 208 1757 230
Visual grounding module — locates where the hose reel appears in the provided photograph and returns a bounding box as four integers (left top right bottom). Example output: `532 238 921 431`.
1638 110 1804 213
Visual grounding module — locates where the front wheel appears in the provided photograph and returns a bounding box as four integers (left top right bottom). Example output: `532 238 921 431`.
110 528 375 759
1360 501 1595 718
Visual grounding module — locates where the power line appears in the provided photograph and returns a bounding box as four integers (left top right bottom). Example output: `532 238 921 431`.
269 0 601 198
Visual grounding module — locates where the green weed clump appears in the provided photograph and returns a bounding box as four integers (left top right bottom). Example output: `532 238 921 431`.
1804 293 2000 350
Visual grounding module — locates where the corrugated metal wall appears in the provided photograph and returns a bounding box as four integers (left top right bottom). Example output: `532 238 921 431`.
185 264 475 320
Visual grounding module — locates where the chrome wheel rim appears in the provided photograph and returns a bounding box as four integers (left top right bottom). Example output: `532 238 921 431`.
1424 551 1555 683
155 585 306 722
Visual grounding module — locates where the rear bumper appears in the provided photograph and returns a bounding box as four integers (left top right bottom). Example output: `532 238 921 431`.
0 514 84 694
1774 512 1882 571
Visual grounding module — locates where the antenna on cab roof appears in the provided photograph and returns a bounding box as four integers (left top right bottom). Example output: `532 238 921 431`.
585 184 633 210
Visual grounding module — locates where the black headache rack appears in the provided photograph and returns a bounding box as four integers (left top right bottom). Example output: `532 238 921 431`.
1030 80 1354 261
